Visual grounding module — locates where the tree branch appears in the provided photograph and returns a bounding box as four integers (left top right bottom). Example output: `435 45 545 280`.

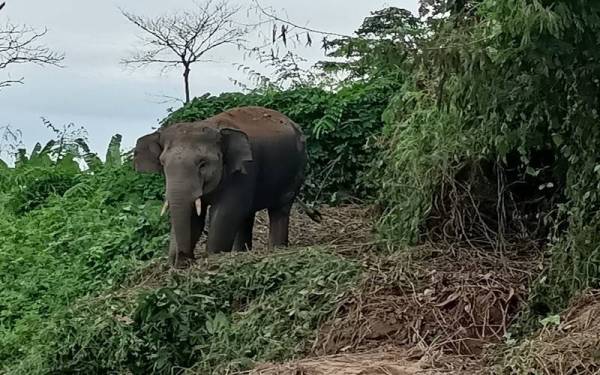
0 22 64 89
0 77 22 88
120 0 247 102
251 0 351 39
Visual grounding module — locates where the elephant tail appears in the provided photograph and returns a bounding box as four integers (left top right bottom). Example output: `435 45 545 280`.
296 199 322 223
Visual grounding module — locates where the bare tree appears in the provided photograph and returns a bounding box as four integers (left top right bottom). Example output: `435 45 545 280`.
121 0 247 104
0 2 64 90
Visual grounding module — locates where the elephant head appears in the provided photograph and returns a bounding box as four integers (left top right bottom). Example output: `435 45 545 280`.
134 123 253 261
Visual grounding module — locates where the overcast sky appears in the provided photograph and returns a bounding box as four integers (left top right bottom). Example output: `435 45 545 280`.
0 0 418 158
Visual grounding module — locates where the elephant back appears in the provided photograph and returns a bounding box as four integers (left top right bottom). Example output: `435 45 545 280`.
208 106 304 150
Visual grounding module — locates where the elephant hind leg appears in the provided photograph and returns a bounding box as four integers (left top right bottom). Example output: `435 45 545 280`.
268 203 292 249
233 212 255 251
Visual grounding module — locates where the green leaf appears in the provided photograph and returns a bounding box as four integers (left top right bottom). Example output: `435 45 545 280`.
105 134 123 167
540 314 560 327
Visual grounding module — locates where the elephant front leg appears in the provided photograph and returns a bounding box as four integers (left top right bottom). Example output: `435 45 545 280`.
206 205 248 253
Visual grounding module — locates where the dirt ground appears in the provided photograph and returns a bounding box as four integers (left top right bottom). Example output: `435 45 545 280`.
251 348 431 375
235 204 543 375
202 204 376 251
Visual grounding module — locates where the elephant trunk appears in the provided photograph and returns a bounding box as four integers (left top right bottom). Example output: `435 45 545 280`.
166 182 195 258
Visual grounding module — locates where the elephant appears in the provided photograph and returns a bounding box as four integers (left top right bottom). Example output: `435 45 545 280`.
134 106 312 268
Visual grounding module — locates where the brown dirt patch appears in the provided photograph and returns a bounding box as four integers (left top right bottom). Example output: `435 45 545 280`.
193 204 376 255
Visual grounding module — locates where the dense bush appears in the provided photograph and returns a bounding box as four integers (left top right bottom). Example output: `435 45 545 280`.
0 139 168 368
376 0 600 317
164 78 401 202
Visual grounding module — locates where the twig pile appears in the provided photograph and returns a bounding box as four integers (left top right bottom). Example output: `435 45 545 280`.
314 244 540 358
249 348 428 375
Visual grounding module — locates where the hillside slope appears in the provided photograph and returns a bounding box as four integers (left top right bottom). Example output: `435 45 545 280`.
6 204 548 374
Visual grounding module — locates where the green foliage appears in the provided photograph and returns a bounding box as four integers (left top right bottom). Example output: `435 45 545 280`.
376 87 491 243
319 7 424 79
105 134 123 168
377 0 600 317
0 135 167 368
164 79 401 202
12 250 359 374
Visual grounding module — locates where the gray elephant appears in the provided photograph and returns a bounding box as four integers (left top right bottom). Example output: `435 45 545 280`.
134 106 310 268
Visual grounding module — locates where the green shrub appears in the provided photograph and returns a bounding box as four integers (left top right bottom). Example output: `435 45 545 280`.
0 144 168 367
5 166 80 213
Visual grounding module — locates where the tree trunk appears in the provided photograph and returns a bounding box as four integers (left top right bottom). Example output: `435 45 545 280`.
183 65 191 104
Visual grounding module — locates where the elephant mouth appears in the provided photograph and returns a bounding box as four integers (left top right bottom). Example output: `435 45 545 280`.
159 197 203 217
161 176 205 217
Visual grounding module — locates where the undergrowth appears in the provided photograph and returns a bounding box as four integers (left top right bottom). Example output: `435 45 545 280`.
10 249 359 374
376 0 600 324
0 135 167 369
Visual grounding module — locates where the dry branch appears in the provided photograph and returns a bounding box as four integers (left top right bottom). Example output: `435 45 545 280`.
121 0 248 103
0 22 64 89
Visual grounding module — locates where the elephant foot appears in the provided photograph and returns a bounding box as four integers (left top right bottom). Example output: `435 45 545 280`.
169 252 195 269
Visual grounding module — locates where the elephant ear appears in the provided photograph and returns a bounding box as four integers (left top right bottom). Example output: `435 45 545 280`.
133 132 162 173
220 128 253 175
